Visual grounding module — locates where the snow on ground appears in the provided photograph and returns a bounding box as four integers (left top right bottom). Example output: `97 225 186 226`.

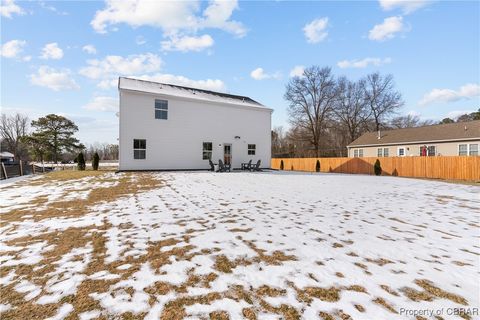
0 171 479 320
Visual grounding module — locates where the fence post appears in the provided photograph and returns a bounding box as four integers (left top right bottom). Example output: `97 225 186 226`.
42 162 45 173
32 164 36 174
19 160 23 176
1 163 7 179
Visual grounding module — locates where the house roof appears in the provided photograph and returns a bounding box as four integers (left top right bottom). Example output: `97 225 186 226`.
118 77 272 111
348 120 480 147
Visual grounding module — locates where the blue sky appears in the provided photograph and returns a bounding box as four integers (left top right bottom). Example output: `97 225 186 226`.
1 0 479 144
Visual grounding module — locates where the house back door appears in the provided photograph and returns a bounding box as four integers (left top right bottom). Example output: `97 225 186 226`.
224 144 232 165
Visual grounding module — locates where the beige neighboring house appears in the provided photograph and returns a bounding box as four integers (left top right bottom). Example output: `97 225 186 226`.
347 120 480 158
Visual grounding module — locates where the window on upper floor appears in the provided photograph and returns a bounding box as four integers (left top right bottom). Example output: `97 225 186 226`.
133 139 146 159
155 99 168 120
248 144 256 155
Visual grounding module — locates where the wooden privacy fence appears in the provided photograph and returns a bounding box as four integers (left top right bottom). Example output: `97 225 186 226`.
271 156 480 181
1 161 54 180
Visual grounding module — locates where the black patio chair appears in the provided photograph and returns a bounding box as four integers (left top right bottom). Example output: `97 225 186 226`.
243 159 252 171
209 159 215 172
250 159 261 172
218 159 231 172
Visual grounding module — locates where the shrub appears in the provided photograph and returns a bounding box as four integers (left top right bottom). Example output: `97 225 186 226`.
77 152 86 171
374 159 382 176
92 152 100 171
280 160 284 170
316 160 320 172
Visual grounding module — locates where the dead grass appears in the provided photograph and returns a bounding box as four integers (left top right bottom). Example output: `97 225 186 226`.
2 172 162 222
414 279 468 305
372 297 397 314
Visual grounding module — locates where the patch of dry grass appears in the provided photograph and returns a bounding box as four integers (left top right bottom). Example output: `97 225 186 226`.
372 297 397 313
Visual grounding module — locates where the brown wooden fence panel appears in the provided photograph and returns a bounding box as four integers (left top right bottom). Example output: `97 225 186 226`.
271 156 480 181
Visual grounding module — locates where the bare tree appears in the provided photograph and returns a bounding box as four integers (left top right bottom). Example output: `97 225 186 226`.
334 77 369 143
0 113 30 159
363 72 403 131
284 66 337 157
389 114 435 129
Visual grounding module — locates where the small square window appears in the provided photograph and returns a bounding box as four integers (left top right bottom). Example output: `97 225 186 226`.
377 148 383 157
354 149 358 157
427 146 436 156
248 144 256 155
383 148 389 157
398 147 405 156
459 144 468 156
358 149 363 157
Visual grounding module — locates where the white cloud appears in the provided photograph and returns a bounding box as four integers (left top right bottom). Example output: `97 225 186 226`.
337 57 392 69
83 96 118 112
0 39 26 58
250 67 281 81
79 53 162 88
29 66 79 91
419 83 480 106
161 34 214 52
82 44 97 54
0 0 24 18
39 1 68 15
446 110 476 120
368 16 405 41
135 35 146 45
303 17 329 44
40 42 64 60
289 65 305 77
131 74 226 92
91 0 246 38
379 0 430 14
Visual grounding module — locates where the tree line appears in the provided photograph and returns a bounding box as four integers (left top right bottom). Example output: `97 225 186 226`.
273 65 480 158
0 113 118 163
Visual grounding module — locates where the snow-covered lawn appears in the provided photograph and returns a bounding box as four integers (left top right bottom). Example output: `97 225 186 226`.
1 170 479 320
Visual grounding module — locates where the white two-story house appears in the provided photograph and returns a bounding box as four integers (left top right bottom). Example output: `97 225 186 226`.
118 77 273 171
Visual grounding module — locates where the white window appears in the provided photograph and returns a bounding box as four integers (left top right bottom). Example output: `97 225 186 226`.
155 99 168 120
377 148 383 157
459 144 468 156
202 142 212 160
133 139 146 159
469 144 478 156
383 148 389 157
248 144 256 155
354 149 358 157
398 147 406 157
358 149 364 157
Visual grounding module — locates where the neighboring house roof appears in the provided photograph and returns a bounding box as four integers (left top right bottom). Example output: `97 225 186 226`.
0 151 14 158
118 77 272 111
348 120 480 147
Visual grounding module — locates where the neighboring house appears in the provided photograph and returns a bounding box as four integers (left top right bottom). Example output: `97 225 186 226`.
0 151 14 164
347 120 480 157
118 77 273 170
